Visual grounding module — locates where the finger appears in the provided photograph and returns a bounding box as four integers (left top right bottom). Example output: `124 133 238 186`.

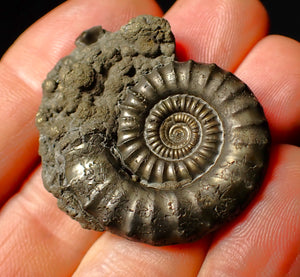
0 0 162 205
164 0 268 70
198 144 300 276
0 166 101 276
235 35 300 145
2 0 163 90
73 232 210 277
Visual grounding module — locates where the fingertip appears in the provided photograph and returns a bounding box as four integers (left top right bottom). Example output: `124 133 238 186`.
165 0 269 70
235 35 300 144
74 232 210 277
2 0 163 89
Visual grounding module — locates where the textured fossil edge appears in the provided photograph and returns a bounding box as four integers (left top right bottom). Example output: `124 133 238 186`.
36 15 271 246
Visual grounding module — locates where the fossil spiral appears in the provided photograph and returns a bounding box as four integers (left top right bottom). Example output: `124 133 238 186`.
91 60 269 245
117 66 224 188
36 16 271 246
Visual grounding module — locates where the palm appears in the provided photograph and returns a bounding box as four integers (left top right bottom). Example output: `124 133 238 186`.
0 0 299 276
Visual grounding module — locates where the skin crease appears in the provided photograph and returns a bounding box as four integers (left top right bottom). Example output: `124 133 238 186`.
0 0 299 276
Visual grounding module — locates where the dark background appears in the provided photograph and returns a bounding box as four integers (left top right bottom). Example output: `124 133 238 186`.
0 0 299 58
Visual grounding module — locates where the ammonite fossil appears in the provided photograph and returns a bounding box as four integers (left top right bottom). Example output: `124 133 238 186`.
36 15 271 245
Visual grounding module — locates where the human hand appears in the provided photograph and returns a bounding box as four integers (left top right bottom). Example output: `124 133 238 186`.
0 0 299 276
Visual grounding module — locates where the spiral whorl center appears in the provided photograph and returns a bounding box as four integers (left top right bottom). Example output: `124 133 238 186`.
148 111 201 159
160 113 200 149
145 95 208 161
118 91 224 185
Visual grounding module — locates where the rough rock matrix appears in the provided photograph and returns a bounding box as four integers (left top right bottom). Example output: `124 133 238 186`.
36 15 175 235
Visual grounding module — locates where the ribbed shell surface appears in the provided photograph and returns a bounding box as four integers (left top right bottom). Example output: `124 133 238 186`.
77 61 271 245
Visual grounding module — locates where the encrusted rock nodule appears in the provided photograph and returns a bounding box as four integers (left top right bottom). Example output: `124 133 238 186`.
36 15 270 246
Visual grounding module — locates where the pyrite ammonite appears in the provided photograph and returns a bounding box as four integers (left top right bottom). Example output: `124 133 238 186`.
36 15 271 245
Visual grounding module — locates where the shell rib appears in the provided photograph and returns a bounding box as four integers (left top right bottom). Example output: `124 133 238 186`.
69 61 271 245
